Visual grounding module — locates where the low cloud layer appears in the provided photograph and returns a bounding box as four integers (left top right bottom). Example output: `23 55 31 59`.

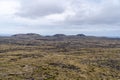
0 0 120 36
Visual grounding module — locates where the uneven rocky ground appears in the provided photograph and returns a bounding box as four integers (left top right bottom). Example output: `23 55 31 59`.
0 34 120 80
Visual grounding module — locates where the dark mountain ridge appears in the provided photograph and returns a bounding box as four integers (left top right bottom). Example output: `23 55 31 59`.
0 33 120 48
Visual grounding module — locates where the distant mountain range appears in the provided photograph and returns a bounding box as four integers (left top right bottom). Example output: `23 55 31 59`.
12 33 86 37
0 33 120 48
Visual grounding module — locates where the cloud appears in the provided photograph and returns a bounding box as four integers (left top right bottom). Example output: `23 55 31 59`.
1 0 120 36
65 0 120 25
16 0 66 18
0 0 20 16
15 0 120 25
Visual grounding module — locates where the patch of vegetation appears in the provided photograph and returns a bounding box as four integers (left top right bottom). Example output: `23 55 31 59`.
0 34 120 80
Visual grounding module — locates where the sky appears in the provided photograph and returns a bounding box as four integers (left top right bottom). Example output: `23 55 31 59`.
0 0 120 36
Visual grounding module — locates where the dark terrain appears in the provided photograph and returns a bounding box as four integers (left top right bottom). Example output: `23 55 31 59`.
0 33 120 80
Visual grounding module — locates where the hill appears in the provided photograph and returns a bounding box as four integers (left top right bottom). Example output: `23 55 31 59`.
0 33 120 48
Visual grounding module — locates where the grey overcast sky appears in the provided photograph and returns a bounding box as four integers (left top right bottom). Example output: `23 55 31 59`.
0 0 120 36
